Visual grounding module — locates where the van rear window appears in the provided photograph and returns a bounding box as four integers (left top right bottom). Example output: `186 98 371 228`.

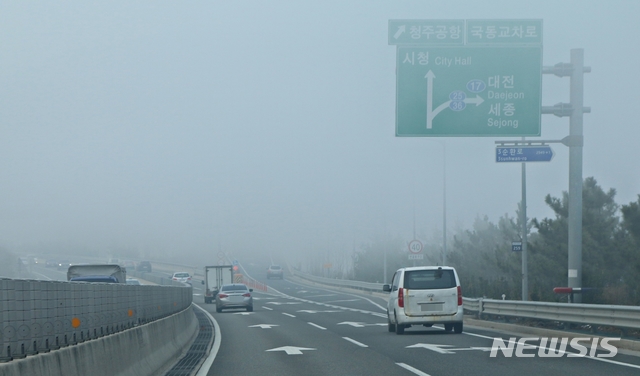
403 270 456 289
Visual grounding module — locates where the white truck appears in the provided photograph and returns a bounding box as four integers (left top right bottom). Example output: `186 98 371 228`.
67 264 127 283
202 265 235 304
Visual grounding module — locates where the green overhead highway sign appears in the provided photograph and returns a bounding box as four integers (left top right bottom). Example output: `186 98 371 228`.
390 19 542 137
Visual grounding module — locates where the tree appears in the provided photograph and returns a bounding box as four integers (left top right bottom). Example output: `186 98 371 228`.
530 177 622 303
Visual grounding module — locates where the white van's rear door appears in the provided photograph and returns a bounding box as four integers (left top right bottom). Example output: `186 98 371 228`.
403 269 458 317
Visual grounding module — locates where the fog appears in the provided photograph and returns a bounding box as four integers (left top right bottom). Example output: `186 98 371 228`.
1 1 638 266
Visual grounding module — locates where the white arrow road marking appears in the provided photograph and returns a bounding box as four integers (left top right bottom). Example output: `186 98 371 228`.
396 363 432 376
343 337 368 348
266 302 302 305
406 343 493 354
394 25 406 39
406 343 455 354
262 306 273 311
303 294 336 298
282 312 296 318
324 299 359 303
233 312 254 316
449 347 493 352
338 321 366 327
297 310 341 314
338 322 387 328
308 322 326 330
249 324 279 329
266 346 316 355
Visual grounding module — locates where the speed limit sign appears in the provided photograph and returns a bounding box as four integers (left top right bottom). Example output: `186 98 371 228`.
408 240 423 254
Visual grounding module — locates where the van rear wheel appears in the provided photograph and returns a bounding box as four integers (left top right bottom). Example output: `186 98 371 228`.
453 322 463 334
394 313 404 335
444 323 453 332
387 313 395 332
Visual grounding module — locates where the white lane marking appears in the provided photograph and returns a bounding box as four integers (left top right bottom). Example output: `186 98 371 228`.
249 324 278 329
396 363 431 376
266 346 316 355
284 278 387 311
33 272 52 280
308 322 326 330
233 312 254 315
343 337 368 347
262 306 273 311
303 294 336 298
325 299 359 303
282 312 296 318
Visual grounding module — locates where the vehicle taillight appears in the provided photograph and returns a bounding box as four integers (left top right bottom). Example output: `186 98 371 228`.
218 293 228 298
398 287 404 308
172 277 177 280
457 286 462 306
242 293 251 297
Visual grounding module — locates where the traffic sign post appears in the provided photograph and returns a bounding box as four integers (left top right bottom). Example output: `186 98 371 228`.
408 240 423 254
496 145 554 162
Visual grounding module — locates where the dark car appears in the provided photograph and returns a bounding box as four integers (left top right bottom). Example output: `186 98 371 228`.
267 265 283 279
215 284 253 313
136 261 152 272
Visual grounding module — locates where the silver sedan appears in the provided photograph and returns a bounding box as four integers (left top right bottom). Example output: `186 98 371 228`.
215 284 253 312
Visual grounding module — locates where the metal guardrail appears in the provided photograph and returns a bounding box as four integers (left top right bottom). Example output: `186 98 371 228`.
464 298 640 330
290 268 640 331
0 278 192 362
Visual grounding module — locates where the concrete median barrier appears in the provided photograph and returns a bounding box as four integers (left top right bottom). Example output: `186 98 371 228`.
0 305 199 376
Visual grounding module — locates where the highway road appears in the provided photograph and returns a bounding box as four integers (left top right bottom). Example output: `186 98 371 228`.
24 258 640 375
195 256 640 376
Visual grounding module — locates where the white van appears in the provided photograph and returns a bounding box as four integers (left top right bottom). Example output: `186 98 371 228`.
383 266 463 334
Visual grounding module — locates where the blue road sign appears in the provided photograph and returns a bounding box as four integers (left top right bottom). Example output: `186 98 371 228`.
496 146 554 162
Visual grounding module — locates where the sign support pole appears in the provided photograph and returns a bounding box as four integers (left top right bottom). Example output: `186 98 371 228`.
567 49 585 303
521 138 528 301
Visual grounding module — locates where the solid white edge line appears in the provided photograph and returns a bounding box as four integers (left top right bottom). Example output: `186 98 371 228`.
194 304 221 376
396 363 431 376
342 337 368 347
308 322 327 330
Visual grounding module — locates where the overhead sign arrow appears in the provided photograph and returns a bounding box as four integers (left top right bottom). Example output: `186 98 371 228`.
394 25 406 39
266 346 316 355
249 324 279 329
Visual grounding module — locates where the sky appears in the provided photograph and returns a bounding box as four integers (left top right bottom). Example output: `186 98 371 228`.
1 1 639 265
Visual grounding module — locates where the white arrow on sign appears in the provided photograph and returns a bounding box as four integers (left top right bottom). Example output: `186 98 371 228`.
394 25 406 39
248 324 279 329
425 70 484 130
266 346 316 355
